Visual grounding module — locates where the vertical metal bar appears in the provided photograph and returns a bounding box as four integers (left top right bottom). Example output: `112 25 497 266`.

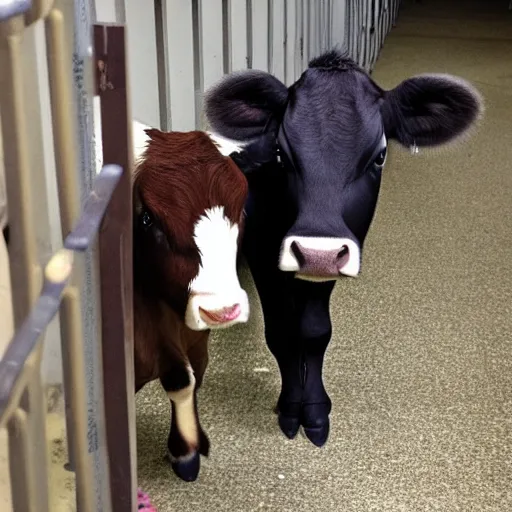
228 0 249 71
0 18 40 327
192 0 202 128
285 0 296 85
59 285 96 512
267 0 273 73
308 0 316 58
251 0 269 71
7 407 40 512
44 9 94 508
270 0 285 81
222 0 230 74
93 23 137 512
198 0 224 91
72 0 114 507
358 0 366 67
294 0 303 79
123 0 160 127
23 367 50 512
331 0 347 51
7 360 49 512
156 0 196 131
246 0 253 68
302 0 309 66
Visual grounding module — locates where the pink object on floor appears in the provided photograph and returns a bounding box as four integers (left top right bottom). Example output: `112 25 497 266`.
137 489 158 511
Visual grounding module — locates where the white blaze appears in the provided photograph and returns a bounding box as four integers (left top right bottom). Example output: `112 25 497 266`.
185 206 249 330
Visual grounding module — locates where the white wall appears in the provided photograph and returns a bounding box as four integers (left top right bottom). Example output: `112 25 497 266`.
92 0 400 133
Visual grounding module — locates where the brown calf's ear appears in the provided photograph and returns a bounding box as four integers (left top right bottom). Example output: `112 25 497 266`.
204 69 289 142
381 73 484 149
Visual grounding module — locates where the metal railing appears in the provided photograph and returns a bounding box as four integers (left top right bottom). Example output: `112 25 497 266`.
0 0 136 510
0 164 123 512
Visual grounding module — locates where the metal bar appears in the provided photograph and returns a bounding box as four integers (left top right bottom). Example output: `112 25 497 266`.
156 0 196 132
0 166 122 423
0 158 120 507
58 163 122 512
23 368 50 512
308 0 316 59
123 0 159 127
0 257 71 423
302 0 309 66
227 0 249 72
270 0 285 81
72 0 115 507
294 0 303 79
0 0 32 22
44 5 82 477
7 407 42 512
251 0 269 71
331 0 347 51
0 16 40 327
198 0 224 91
285 0 297 85
93 23 137 512
45 8 80 238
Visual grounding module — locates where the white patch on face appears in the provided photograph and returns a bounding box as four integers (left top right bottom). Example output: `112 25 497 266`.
207 131 247 156
185 206 249 331
166 365 197 449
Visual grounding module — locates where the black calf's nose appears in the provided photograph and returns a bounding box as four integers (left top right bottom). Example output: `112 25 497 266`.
290 241 349 277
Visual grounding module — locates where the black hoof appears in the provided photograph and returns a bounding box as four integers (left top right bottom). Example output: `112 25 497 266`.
170 452 200 482
303 419 330 447
278 413 300 439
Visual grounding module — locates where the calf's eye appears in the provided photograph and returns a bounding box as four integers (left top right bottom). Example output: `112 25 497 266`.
374 148 387 168
140 210 153 229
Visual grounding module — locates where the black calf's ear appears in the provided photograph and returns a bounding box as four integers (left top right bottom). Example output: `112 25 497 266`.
204 70 289 141
381 74 483 149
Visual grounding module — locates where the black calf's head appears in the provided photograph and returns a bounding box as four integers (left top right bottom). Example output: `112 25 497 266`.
205 49 483 281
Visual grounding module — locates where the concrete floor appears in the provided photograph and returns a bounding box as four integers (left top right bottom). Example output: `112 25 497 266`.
135 1 512 511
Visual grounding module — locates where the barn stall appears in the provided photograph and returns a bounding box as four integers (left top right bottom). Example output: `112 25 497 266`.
2 0 510 511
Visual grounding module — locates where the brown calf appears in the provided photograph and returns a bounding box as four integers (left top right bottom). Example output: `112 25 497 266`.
132 125 249 482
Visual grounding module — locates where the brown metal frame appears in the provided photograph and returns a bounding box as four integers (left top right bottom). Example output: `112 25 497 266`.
93 22 137 512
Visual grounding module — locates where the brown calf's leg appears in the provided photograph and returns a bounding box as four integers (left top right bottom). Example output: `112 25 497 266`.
160 362 208 482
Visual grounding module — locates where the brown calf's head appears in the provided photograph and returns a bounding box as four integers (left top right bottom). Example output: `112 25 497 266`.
133 126 249 331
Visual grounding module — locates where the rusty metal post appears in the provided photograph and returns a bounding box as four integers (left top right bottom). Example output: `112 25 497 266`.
93 23 137 512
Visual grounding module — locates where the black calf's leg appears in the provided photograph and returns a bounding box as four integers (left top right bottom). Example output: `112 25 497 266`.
241 190 335 446
248 259 335 446
244 246 335 445
267 280 334 446
293 280 335 447
160 363 208 482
